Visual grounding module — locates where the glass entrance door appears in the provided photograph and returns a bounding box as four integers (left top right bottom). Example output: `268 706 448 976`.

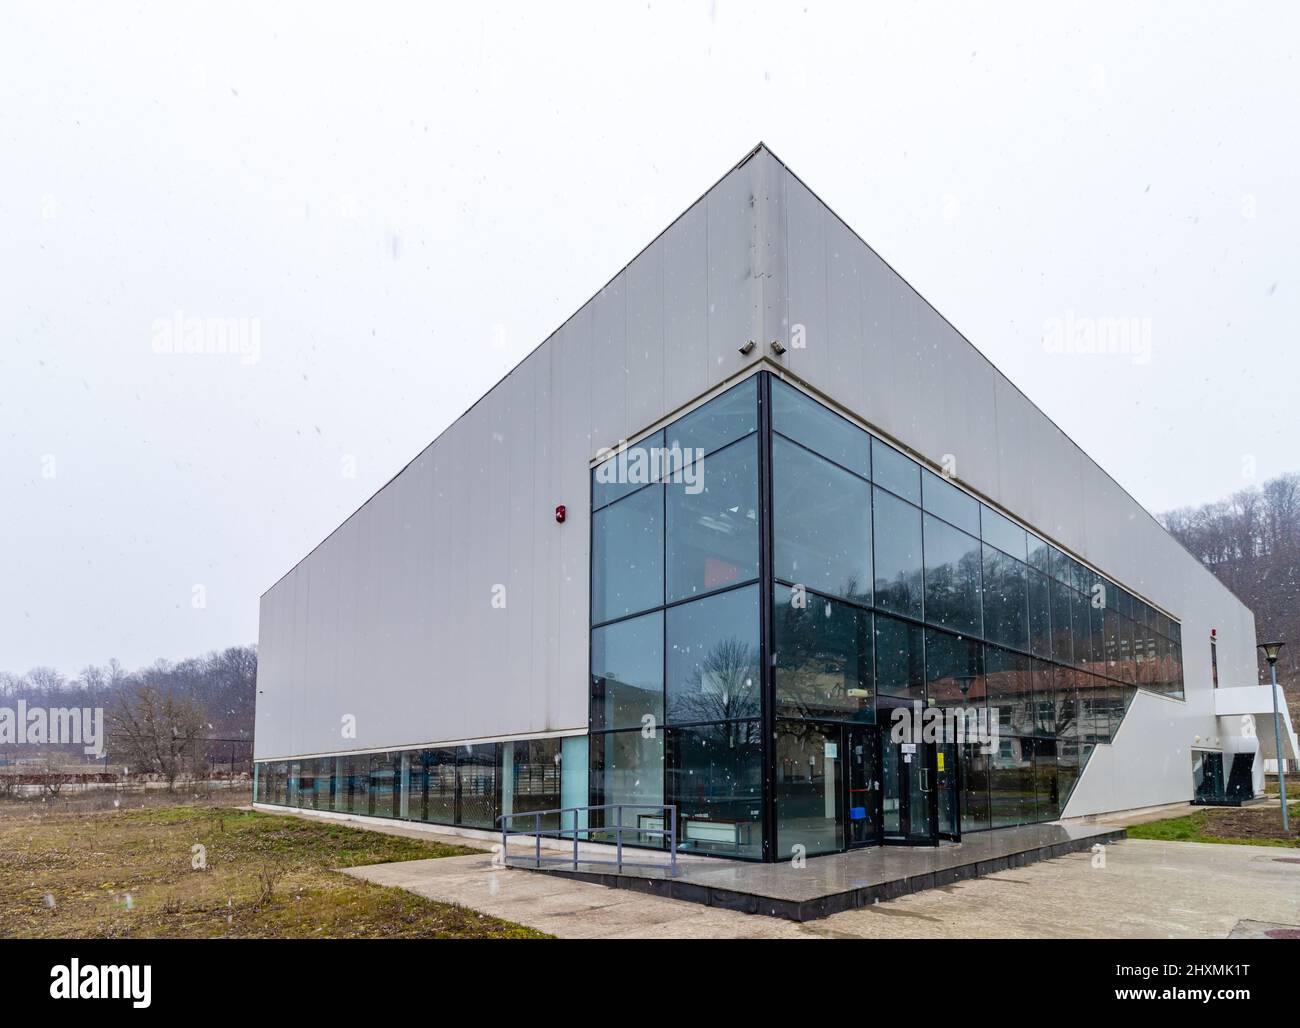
878 701 939 845
845 726 880 848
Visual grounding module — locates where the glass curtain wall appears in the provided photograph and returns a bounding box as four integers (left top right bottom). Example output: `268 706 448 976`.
588 371 1184 861
589 375 763 859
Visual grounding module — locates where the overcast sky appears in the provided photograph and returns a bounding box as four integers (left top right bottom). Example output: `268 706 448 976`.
2 1 1296 676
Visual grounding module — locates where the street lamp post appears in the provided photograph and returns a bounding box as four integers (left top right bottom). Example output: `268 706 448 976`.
1258 641 1290 833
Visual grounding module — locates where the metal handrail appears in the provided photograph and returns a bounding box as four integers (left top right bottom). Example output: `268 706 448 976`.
497 803 677 875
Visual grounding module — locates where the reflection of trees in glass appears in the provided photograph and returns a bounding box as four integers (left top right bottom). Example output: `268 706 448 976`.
775 596 871 718
925 547 982 629
671 637 760 722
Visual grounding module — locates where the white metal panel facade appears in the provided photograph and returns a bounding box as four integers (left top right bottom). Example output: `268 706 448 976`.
255 155 771 760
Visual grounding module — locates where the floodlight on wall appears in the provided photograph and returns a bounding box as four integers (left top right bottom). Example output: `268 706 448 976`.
770 339 787 355
738 340 756 355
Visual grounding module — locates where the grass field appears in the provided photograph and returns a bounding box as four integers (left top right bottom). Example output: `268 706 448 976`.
0 801 548 939
1127 801 1300 849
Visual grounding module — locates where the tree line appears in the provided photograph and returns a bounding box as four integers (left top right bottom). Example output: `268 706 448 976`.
1160 471 1300 686
0 646 256 785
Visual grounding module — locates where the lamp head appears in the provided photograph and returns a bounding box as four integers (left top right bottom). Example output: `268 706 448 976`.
1258 641 1285 666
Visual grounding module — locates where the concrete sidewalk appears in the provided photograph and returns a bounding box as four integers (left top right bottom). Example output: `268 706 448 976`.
343 837 1300 939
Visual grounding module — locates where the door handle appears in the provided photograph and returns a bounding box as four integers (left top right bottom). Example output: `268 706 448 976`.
920 768 931 793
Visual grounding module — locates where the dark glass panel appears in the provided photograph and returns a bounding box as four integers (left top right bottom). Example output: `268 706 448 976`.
871 437 921 504
775 720 844 859
456 744 498 829
1030 660 1056 737
665 376 757 460
592 484 663 624
502 738 563 833
872 486 923 619
1088 595 1106 674
771 378 869 478
773 435 872 603
590 610 664 732
874 614 926 703
666 585 760 723
665 437 758 602
1070 587 1092 670
924 628 985 710
980 505 1028 562
343 754 369 816
1077 674 1108 748
982 544 1029 651
1031 737 1061 821
592 431 665 510
989 736 1035 828
774 586 874 722
1049 578 1074 665
589 730 666 848
921 469 980 535
667 720 763 859
1028 567 1052 659
922 514 982 637
1027 533 1052 574
959 743 991 832
1053 667 1079 738
426 748 458 825
986 646 1034 737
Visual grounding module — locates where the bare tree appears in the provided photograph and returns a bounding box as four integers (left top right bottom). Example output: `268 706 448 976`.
108 684 206 790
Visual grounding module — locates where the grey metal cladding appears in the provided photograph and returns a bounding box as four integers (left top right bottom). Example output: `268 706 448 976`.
254 155 771 760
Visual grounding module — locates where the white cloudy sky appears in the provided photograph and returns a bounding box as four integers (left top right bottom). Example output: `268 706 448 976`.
2 1 1297 675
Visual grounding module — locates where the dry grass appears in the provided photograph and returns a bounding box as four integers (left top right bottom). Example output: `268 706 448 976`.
0 802 548 939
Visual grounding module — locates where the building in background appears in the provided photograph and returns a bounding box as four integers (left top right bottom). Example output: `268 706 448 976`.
252 144 1295 861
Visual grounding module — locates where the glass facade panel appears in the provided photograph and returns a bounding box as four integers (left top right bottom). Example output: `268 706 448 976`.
592 430 665 510
981 505 1028 562
875 614 926 703
922 469 980 535
775 720 844 858
771 378 870 478
924 628 984 708
590 729 665 848
872 486 923 619
989 737 1035 827
665 437 758 602
667 720 763 859
960 744 991 833
922 513 982 637
872 437 920 504
502 738 563 832
590 610 664 732
592 485 663 624
986 646 1034 737
665 376 757 460
774 585 874 722
982 544 1029 651
455 745 498 829
773 435 872 604
666 585 760 723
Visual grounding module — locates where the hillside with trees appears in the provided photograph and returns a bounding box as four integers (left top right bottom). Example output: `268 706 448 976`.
1160 472 1300 707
